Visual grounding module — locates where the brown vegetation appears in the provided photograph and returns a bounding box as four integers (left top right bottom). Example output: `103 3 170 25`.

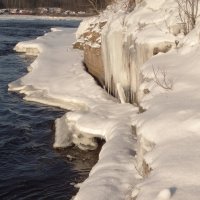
176 0 199 34
0 0 109 12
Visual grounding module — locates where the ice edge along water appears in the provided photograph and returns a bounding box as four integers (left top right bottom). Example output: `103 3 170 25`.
8 27 139 199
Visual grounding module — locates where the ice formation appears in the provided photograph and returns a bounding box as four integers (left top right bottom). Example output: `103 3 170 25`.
9 27 139 199
156 189 172 200
76 0 200 199
76 0 178 103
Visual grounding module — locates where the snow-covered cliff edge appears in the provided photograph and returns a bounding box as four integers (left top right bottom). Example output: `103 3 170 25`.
9 26 140 200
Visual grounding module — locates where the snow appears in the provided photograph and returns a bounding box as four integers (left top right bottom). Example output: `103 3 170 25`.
75 0 178 103
7 0 200 199
76 0 200 199
156 189 172 200
135 42 200 200
75 17 98 40
101 0 179 103
0 14 84 21
75 0 129 51
9 26 139 199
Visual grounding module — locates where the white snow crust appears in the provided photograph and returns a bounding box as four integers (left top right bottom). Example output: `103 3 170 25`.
9 27 139 199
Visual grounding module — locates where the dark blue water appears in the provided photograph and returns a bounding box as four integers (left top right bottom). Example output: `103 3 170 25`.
0 19 99 200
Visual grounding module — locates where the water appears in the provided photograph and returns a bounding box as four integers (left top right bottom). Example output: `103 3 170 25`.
0 18 100 200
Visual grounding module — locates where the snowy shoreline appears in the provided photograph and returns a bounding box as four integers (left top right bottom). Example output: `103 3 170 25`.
9 27 140 199
0 14 85 21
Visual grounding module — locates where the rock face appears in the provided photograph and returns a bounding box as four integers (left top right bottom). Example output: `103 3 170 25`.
84 45 105 85
74 19 107 87
75 6 176 104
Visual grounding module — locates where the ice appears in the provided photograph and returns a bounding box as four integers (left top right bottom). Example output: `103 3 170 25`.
9 26 139 199
116 83 126 103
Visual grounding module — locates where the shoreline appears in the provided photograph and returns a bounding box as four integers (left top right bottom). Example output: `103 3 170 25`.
0 14 88 21
8 26 139 199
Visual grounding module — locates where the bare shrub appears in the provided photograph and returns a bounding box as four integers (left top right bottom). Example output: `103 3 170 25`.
176 0 199 34
87 0 100 14
152 66 173 90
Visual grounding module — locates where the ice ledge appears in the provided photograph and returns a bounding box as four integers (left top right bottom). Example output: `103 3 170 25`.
9 27 140 199
14 42 40 56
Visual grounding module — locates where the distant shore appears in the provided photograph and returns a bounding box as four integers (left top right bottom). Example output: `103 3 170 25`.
0 8 97 18
0 14 89 21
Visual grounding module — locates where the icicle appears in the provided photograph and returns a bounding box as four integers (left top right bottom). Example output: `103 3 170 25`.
101 15 146 104
116 82 126 103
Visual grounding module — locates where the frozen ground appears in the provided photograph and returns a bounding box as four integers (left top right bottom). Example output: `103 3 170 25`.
9 27 139 199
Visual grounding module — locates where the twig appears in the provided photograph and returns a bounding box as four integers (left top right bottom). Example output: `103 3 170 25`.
176 0 199 34
152 66 173 90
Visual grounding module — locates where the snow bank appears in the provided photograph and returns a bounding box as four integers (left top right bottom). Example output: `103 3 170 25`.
0 14 84 21
100 0 200 199
76 0 200 199
9 27 139 199
136 36 200 200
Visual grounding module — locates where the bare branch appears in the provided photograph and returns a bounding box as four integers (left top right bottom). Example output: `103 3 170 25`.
87 0 99 14
176 0 199 34
152 66 173 90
